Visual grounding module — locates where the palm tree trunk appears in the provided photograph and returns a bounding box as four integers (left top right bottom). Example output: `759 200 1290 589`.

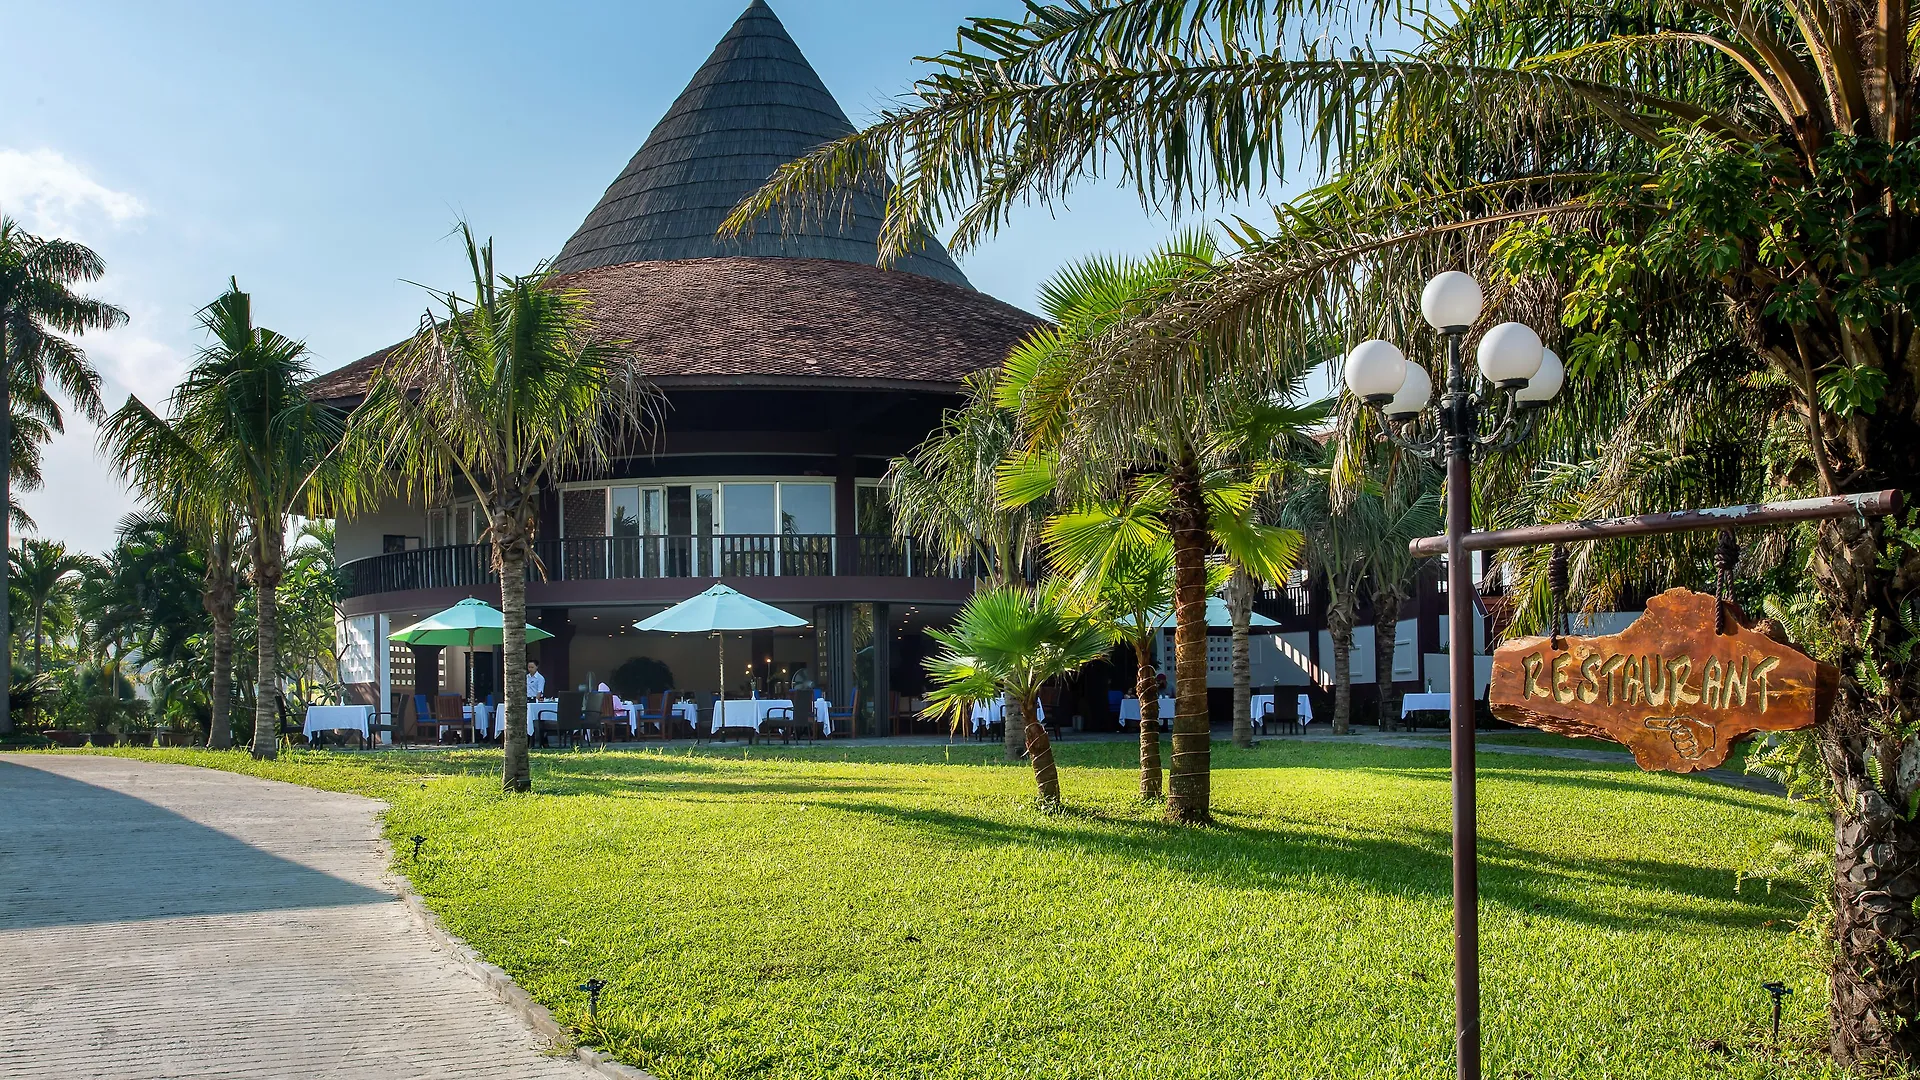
249 517 284 760
1165 461 1211 824
1019 692 1061 805
1327 592 1355 737
1133 636 1162 800
1228 569 1253 749
207 612 233 749
1373 589 1403 732
32 601 44 676
499 539 532 793
0 333 12 738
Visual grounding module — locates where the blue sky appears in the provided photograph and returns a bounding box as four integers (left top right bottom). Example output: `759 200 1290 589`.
1 0 1312 553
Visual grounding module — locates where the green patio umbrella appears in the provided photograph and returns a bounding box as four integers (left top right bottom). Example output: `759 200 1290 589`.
390 597 553 701
633 584 807 702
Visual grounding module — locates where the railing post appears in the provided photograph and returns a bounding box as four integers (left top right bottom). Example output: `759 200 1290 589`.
906 538 913 578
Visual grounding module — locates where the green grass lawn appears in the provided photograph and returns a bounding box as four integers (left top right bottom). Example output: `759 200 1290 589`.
78 740 1837 1079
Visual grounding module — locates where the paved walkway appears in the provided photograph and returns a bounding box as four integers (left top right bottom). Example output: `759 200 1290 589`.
0 755 598 1079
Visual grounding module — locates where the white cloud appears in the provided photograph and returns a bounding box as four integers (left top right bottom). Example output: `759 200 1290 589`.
0 148 145 236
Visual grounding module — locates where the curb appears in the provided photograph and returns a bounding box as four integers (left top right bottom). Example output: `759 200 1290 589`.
394 882 657 1080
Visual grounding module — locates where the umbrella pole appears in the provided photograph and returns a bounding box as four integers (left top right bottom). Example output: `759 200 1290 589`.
716 632 727 733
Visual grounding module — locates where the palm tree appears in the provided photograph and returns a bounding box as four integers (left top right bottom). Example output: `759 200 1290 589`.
995 236 1313 821
1354 448 1443 730
104 281 340 759
11 538 85 676
922 582 1111 806
350 226 654 793
0 218 120 733
884 371 1044 762
101 399 245 748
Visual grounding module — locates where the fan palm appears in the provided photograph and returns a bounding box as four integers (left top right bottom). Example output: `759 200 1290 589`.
0 217 119 733
997 235 1314 821
101 398 245 748
11 538 86 676
349 225 656 793
922 582 1112 805
883 371 1046 761
104 281 341 759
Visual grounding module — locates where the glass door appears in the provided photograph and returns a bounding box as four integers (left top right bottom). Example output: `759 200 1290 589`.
694 485 717 576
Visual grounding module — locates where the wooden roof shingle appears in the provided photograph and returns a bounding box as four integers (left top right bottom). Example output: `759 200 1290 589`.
550 0 968 287
303 258 1041 401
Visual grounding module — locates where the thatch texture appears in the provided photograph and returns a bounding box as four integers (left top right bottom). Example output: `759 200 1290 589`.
550 0 969 286
306 258 1040 401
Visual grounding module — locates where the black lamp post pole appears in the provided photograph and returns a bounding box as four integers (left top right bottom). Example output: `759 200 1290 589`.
1440 326 1481 1080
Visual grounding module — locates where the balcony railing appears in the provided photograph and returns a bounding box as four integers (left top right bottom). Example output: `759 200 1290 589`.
338 533 980 599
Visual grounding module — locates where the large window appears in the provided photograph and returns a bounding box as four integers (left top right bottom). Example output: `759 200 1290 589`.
780 484 833 535
560 480 838 538
722 484 777 534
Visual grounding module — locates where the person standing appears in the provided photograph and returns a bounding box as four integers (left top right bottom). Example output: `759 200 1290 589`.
526 660 546 700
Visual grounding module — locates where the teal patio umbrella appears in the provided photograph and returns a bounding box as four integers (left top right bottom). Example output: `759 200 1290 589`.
390 597 553 701
633 584 807 701
1148 596 1281 630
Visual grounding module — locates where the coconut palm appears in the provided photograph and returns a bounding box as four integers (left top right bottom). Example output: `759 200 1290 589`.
884 371 1045 761
996 235 1315 821
1359 450 1443 730
103 281 340 759
350 225 655 793
11 538 86 676
922 582 1111 806
101 398 246 748
0 218 120 733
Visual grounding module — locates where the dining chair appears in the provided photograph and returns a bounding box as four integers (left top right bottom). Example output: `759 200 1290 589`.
432 694 475 744
636 692 668 740
826 688 858 738
412 694 436 742
552 691 587 748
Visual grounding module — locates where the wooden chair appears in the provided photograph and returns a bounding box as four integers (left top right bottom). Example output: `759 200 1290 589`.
635 692 669 740
826 688 858 738
432 694 475 744
1267 693 1302 736
412 694 437 742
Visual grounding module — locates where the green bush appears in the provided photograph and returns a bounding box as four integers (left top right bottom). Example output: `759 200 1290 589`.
609 656 675 699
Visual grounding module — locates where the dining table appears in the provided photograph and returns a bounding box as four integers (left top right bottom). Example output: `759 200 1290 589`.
1115 696 1176 726
970 697 1042 733
303 705 374 742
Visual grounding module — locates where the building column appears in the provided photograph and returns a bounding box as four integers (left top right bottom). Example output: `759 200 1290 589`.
410 645 442 696
534 607 574 693
1415 565 1441 692
834 445 857 576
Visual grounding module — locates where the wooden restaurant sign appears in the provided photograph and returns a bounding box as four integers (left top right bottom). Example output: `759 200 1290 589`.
1489 588 1838 772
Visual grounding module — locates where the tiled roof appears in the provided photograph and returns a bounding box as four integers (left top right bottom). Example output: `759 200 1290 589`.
550 0 969 287
303 257 1041 401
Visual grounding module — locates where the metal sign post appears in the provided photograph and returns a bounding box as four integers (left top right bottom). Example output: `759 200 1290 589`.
1406 487 1899 1075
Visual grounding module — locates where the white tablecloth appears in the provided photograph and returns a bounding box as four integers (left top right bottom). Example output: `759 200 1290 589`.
1116 696 1175 726
303 705 373 739
1401 692 1450 718
712 698 796 732
1250 693 1315 727
971 697 1042 732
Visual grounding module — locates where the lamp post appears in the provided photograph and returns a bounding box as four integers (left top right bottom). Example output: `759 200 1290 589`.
1342 270 1564 1080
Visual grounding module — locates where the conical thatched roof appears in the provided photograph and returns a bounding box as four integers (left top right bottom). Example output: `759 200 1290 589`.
550 0 969 287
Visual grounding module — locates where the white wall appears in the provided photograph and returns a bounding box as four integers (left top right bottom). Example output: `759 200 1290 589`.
336 492 430 564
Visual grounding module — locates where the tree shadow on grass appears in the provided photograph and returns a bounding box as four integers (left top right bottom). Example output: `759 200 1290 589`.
829 799 1801 933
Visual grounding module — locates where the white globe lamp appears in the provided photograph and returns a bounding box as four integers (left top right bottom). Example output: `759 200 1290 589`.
1344 339 1409 404
1475 322 1544 387
1384 362 1432 419
1515 347 1564 407
1421 271 1484 331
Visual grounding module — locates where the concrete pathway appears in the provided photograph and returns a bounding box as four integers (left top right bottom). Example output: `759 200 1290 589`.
0 755 599 1080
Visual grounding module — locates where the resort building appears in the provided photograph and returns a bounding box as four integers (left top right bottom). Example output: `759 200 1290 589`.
311 2 1040 734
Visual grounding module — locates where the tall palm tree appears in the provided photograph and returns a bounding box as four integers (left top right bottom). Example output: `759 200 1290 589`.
0 218 119 733
1354 447 1443 729
884 371 1045 762
350 225 655 793
922 582 1112 806
104 281 340 759
996 235 1313 822
101 399 245 748
11 538 86 676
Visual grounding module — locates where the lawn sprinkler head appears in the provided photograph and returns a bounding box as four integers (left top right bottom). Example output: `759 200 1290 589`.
579 978 608 1020
1762 981 1791 1047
